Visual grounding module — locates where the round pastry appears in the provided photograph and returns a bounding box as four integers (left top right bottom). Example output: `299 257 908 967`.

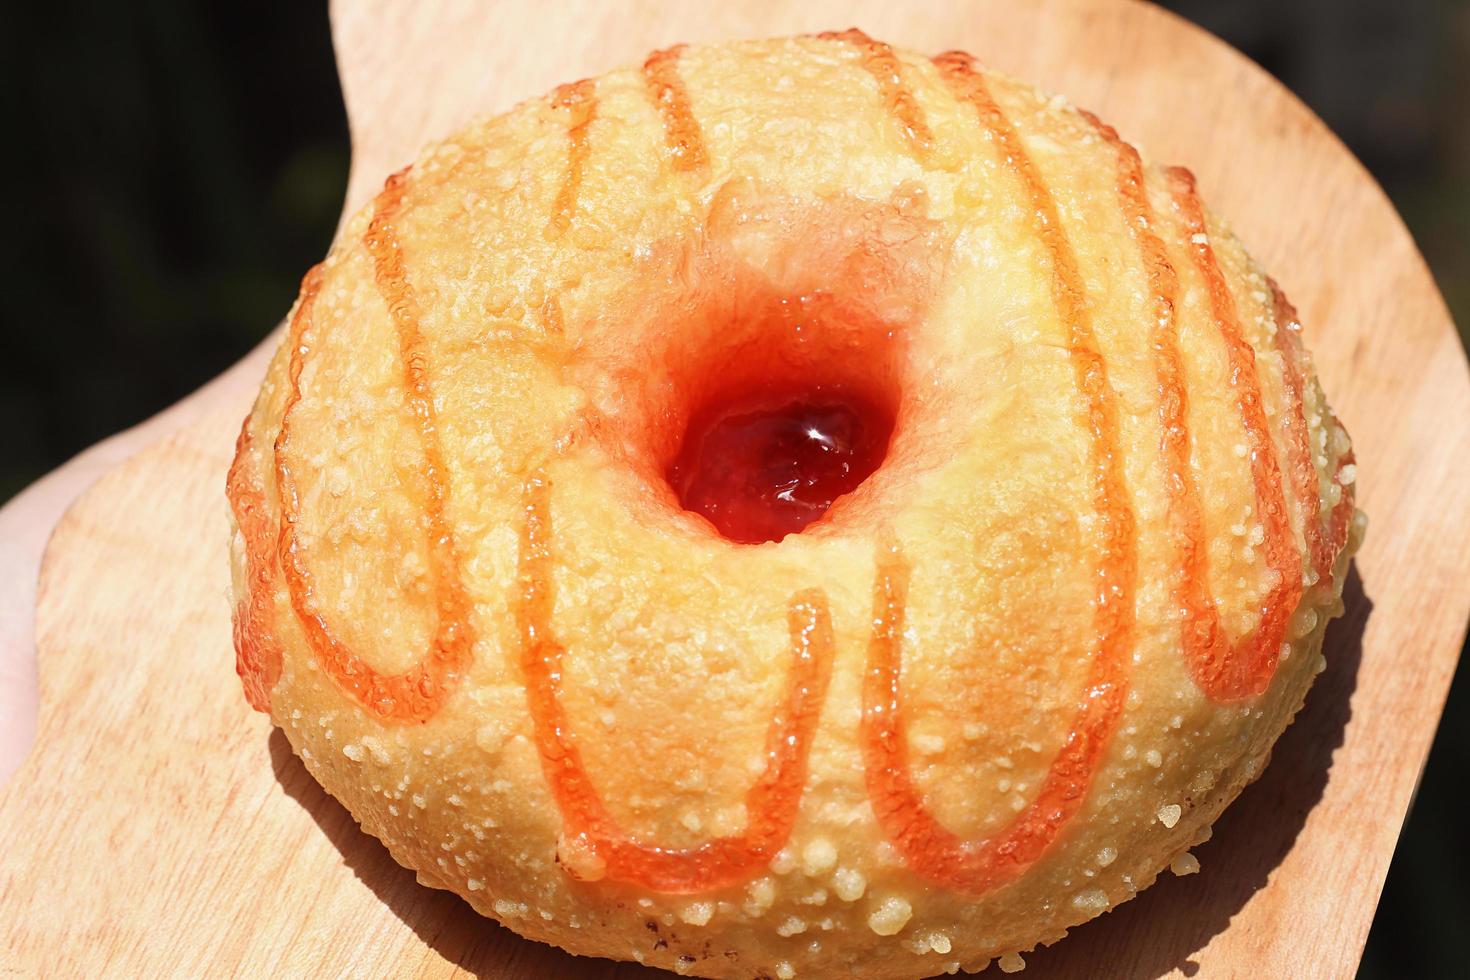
227 30 1361 979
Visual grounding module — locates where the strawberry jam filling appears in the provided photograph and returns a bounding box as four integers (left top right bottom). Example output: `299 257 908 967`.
667 383 895 543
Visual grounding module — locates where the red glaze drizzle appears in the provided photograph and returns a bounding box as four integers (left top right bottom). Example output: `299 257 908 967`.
273 170 475 723
227 409 287 712
518 474 836 892
1268 280 1357 584
643 45 708 172
1164 167 1302 701
549 79 598 237
855 53 1139 894
1082 117 1256 702
820 29 933 157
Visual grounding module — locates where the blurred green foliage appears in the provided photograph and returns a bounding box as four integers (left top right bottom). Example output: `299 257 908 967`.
1 2 1464 977
1 3 347 501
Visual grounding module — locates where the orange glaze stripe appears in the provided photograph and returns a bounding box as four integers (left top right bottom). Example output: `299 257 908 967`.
549 79 598 237
518 475 835 893
855 53 1139 894
227 409 286 712
643 45 707 172
820 28 933 157
1163 167 1303 700
1082 115 1271 701
1268 279 1357 584
273 170 475 723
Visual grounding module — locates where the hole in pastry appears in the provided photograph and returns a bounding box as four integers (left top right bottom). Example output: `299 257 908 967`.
572 182 948 543
667 378 896 544
645 286 906 545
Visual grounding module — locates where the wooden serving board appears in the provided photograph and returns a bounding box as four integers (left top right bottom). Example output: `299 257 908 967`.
3 1 1467 977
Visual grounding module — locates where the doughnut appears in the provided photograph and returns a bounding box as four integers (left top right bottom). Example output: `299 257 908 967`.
226 31 1362 978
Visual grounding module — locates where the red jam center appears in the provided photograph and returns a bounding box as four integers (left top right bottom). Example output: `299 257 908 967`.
667 385 894 544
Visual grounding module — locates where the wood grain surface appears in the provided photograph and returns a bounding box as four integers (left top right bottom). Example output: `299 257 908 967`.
3 1 1467 977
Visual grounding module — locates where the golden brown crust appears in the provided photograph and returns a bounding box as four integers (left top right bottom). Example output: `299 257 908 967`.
227 33 1361 979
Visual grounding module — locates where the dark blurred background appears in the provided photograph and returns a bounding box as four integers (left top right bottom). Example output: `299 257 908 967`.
1 2 1465 976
